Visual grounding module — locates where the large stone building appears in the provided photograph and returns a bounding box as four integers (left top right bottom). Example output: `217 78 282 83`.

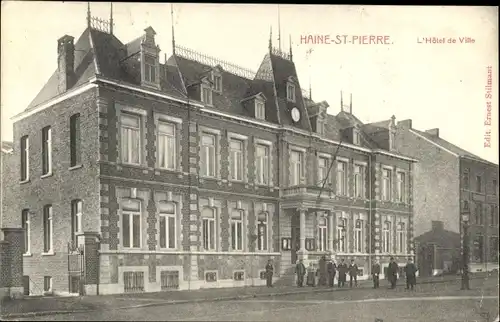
1 12 417 296
366 119 499 275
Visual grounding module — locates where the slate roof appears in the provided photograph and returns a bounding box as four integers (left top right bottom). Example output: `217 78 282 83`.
414 228 461 249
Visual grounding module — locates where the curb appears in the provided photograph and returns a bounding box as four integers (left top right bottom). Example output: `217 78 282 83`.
0 275 492 319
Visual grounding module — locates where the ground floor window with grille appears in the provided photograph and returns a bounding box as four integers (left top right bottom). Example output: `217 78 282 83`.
124 271 145 293
161 271 179 290
44 276 52 293
233 271 245 281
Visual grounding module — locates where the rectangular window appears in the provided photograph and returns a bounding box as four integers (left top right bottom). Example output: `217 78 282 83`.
42 127 52 175
353 131 360 145
336 217 347 252
317 121 324 136
43 205 53 253
397 222 407 254
354 219 364 253
121 114 141 165
474 202 483 225
476 176 482 193
229 139 244 181
230 210 243 251
20 136 29 181
144 55 156 83
463 168 470 190
317 157 328 187
491 205 497 226
290 150 303 186
397 172 406 202
257 212 268 251
213 75 222 92
382 169 392 201
286 83 295 102
157 121 176 170
122 199 141 248
255 144 270 185
70 114 81 167
317 215 328 252
493 180 497 196
255 101 265 120
71 200 83 245
202 86 213 105
336 161 347 196
200 133 216 177
473 234 484 262
354 164 365 198
489 236 499 262
202 208 216 251
159 202 176 249
382 221 392 253
22 209 30 254
44 276 52 293
124 272 145 293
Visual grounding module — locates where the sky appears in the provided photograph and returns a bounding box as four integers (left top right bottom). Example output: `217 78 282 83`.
1 3 498 163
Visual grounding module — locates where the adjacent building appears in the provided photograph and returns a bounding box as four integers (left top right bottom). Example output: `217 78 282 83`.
1 13 417 296
366 119 499 275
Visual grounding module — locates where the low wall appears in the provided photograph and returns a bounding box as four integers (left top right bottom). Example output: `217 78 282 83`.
0 228 25 300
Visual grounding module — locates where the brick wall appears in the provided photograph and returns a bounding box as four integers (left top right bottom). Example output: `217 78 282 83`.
0 228 24 299
4 89 100 295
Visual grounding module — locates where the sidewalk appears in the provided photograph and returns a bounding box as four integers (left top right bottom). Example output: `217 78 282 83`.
1 272 495 319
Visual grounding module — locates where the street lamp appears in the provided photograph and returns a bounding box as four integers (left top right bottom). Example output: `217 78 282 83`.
461 201 470 290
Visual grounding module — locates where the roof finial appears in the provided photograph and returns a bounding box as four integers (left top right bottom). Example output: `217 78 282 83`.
340 91 344 112
350 93 352 114
109 2 114 35
268 25 272 52
171 3 176 55
277 5 281 52
289 34 293 61
87 2 91 28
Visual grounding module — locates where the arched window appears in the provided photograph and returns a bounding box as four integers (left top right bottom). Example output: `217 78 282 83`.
159 201 176 249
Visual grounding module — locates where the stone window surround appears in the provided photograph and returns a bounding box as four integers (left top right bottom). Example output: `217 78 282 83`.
199 197 222 252
140 44 160 90
154 112 183 172
317 152 332 187
335 211 349 254
228 132 249 183
395 168 408 204
228 200 249 252
353 212 368 254
353 161 367 199
335 156 350 197
119 266 148 291
154 191 183 251
289 145 307 186
381 165 394 202
211 68 222 93
254 138 273 187
200 77 214 106
116 187 149 251
199 127 222 180
115 103 148 167
255 202 274 253
254 96 266 120
395 216 409 254
286 76 296 103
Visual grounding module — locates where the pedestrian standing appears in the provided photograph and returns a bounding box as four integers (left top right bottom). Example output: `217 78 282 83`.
337 259 348 288
306 262 316 287
387 257 399 289
296 259 306 287
404 257 418 290
318 256 327 286
327 259 337 287
349 259 358 288
372 259 381 289
265 259 274 287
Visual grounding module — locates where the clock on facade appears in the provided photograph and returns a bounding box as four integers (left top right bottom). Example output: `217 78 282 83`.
291 107 300 122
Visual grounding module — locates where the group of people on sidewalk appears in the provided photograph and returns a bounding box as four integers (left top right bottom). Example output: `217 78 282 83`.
294 256 418 290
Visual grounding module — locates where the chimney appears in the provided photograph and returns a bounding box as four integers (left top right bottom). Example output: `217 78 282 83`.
57 35 75 93
431 220 444 231
426 128 439 137
397 119 412 129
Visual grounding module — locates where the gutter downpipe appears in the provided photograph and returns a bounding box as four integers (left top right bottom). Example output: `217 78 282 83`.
368 153 373 277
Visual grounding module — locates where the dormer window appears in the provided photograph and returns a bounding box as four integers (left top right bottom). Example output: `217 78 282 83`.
213 74 222 93
353 130 361 145
144 54 156 83
255 101 265 120
317 120 324 135
287 83 296 102
201 78 213 105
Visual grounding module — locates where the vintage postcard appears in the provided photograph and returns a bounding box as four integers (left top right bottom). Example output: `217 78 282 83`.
0 3 498 322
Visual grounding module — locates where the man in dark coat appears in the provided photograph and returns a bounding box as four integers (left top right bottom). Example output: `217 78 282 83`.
318 256 327 286
349 259 359 288
404 257 418 290
327 258 337 287
265 259 274 287
387 257 399 289
295 259 306 287
372 258 381 289
337 259 348 288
